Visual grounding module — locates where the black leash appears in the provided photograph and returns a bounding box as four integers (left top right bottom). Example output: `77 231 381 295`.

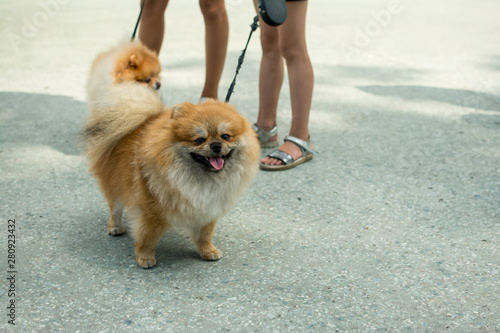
225 15 259 103
131 0 146 41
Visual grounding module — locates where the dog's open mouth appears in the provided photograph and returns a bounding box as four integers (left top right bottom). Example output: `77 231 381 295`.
190 151 233 171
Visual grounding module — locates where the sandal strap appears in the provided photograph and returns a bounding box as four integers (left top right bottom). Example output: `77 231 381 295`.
253 123 278 143
267 149 294 165
284 136 319 155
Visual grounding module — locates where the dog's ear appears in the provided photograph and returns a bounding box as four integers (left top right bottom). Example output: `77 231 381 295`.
171 102 195 119
128 54 142 69
171 105 183 119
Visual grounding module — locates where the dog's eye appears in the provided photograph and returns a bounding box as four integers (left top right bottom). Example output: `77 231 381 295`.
221 134 230 141
195 138 206 144
144 77 151 83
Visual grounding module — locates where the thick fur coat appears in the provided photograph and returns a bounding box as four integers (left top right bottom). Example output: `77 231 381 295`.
84 76 260 268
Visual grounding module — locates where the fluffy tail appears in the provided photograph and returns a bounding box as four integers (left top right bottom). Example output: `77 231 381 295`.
83 82 164 163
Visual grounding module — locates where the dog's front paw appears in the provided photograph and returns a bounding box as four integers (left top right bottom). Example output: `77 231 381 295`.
136 256 156 269
199 248 223 261
107 226 126 236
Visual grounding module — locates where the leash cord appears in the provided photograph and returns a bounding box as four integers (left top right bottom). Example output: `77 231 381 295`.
131 0 146 41
225 15 259 103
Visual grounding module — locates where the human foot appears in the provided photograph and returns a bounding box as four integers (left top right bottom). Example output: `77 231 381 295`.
260 136 318 171
253 123 279 148
260 141 302 166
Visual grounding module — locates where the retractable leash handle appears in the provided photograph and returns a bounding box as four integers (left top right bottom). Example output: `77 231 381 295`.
225 0 288 102
258 0 288 26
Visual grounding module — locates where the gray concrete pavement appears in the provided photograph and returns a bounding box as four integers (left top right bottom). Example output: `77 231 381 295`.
1 0 499 331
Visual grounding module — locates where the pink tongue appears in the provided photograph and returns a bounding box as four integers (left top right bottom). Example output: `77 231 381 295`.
209 156 224 170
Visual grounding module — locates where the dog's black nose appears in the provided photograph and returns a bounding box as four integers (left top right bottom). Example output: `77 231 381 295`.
210 142 222 154
155 82 161 90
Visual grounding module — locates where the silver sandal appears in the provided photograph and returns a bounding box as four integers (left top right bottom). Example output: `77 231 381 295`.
253 123 279 148
260 135 318 171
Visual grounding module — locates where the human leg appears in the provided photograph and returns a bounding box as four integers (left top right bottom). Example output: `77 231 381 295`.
261 0 314 166
200 0 228 99
139 0 169 54
253 0 285 144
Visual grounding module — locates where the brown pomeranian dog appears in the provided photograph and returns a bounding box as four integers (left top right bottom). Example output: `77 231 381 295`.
87 40 161 101
83 79 260 268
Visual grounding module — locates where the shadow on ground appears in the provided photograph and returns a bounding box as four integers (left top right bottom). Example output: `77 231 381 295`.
0 91 87 155
358 85 500 112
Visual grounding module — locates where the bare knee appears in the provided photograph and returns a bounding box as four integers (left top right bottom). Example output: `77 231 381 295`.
200 0 227 21
142 0 168 18
260 31 280 57
142 0 168 11
279 41 307 63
